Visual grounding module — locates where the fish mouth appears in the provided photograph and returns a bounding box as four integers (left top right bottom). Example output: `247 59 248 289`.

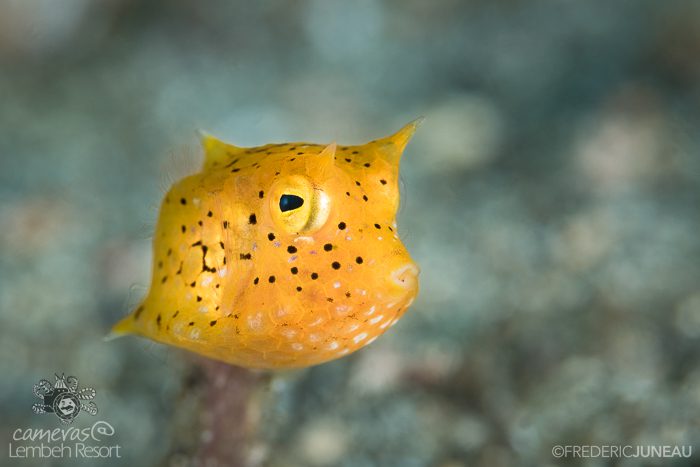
390 263 420 291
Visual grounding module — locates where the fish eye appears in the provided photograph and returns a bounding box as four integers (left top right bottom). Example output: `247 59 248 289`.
269 176 331 234
279 194 304 212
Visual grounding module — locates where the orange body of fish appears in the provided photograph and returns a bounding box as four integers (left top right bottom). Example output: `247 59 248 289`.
112 121 421 369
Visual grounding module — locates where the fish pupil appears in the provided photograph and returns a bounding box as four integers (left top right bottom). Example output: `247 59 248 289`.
279 194 304 212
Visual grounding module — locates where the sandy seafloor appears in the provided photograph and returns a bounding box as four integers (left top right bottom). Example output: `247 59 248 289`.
1 1 700 466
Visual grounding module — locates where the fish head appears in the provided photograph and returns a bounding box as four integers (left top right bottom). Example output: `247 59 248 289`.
226 121 420 365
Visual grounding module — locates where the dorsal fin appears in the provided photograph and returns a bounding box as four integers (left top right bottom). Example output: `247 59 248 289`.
198 131 245 170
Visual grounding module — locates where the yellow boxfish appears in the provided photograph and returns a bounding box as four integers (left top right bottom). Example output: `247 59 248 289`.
112 121 421 369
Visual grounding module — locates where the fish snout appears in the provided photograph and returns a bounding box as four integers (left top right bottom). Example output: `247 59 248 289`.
390 263 420 291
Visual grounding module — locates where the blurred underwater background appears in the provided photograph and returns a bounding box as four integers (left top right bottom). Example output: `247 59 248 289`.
1 0 700 466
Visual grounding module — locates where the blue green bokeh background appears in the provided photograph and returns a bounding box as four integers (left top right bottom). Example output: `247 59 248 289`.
1 1 700 466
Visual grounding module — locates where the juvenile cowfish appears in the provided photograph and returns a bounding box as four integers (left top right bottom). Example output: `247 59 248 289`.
112 121 421 369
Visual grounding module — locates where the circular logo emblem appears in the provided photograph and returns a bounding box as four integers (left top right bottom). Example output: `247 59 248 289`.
32 373 98 423
52 391 80 422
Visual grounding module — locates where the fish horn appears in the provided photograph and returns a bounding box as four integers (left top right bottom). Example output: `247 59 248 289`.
306 142 337 178
373 118 423 165
198 131 245 170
